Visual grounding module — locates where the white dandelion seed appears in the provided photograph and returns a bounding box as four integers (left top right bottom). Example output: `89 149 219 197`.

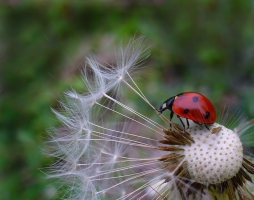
47 38 254 200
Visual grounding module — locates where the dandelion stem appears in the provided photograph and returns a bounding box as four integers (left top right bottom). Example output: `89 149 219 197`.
102 93 165 136
89 121 158 141
77 157 161 166
118 175 167 200
77 138 159 149
89 161 159 180
95 168 164 195
82 126 158 147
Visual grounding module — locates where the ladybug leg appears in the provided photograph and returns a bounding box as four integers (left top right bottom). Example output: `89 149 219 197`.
204 124 210 131
193 121 210 131
170 111 174 121
186 119 189 130
193 120 203 129
169 111 174 128
177 115 186 132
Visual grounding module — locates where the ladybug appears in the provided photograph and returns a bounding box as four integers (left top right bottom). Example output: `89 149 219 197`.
158 92 216 131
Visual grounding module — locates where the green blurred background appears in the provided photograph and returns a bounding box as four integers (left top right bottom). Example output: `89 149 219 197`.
1 0 254 199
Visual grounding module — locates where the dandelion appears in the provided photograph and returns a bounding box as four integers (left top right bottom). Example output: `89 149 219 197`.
47 38 254 199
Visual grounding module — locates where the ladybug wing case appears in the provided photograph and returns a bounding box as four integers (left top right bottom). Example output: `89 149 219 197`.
172 92 216 124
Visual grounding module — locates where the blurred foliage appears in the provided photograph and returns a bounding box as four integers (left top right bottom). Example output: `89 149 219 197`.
1 0 254 199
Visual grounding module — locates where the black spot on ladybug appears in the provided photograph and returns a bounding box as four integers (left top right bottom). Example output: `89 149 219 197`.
204 111 210 119
184 108 189 114
193 96 198 102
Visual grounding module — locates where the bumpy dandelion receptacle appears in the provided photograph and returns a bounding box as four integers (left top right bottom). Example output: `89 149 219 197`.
47 38 254 199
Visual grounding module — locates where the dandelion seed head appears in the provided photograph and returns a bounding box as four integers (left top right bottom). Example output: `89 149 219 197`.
47 38 254 200
184 123 243 184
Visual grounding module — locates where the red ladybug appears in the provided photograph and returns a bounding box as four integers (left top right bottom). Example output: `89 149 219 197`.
158 92 216 131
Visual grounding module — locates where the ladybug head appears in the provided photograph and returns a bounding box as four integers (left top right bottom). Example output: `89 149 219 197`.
158 96 175 114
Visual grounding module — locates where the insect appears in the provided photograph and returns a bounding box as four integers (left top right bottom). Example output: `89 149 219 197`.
158 92 216 131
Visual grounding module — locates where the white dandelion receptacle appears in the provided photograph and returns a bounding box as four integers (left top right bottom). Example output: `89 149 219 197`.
184 123 243 184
